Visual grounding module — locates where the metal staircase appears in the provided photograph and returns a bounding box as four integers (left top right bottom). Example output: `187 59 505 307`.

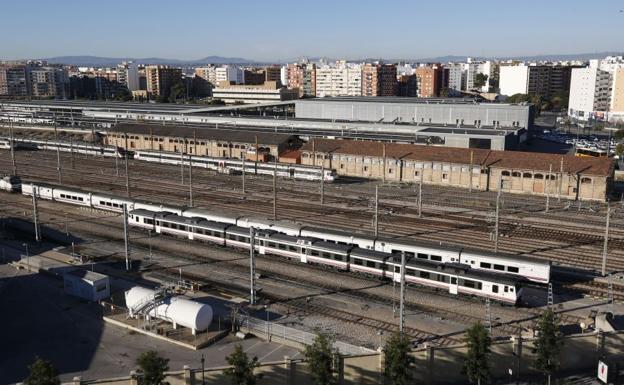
127 283 175 319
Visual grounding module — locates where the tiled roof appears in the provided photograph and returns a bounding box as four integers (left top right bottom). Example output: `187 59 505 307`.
109 123 294 145
301 139 615 177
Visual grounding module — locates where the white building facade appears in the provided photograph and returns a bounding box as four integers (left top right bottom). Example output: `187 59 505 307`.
215 65 244 84
499 65 530 96
315 60 362 97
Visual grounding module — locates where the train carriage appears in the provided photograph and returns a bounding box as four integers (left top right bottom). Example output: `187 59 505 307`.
182 208 238 225
305 241 352 270
349 248 391 279
256 232 309 262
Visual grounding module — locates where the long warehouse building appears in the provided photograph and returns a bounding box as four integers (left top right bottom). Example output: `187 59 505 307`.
300 138 614 202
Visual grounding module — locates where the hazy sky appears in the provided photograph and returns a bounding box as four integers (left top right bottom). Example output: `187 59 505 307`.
2 0 623 61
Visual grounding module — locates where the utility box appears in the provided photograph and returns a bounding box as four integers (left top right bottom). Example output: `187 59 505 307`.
64 269 110 302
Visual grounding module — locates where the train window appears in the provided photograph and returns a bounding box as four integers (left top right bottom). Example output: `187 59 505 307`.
391 249 401 254
334 255 343 261
507 266 519 273
278 243 286 250
394 266 400 273
450 277 457 285
146 219 153 225
135 217 139 223
417 253 428 260
366 261 375 268
288 245 298 252
406 269 415 276
354 258 362 265
311 250 320 257
494 264 505 271
420 271 430 279
268 242 276 248
504 286 509 293
431 255 442 262
480 262 491 269
492 285 499 293
404 251 415 258
179 225 187 231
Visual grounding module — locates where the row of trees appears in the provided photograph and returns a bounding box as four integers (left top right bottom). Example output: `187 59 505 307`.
505 93 569 114
23 309 563 385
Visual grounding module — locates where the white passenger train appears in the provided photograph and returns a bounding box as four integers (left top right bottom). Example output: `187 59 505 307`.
19 183 550 286
134 150 336 182
0 175 21 192
129 209 522 304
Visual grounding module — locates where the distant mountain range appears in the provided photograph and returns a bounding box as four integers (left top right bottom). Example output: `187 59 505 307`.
36 51 624 66
40 55 256 66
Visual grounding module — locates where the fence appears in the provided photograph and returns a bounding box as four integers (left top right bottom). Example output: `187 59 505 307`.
238 314 375 356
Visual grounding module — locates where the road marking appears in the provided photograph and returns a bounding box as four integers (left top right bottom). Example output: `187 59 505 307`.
258 344 284 362
243 340 263 353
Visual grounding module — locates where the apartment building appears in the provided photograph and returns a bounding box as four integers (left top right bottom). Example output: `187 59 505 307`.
361 63 397 96
243 69 265 85
499 64 575 98
315 61 362 97
568 57 624 122
415 65 442 97
116 62 140 91
611 68 624 113
30 67 69 98
397 74 417 97
264 65 282 86
446 63 464 92
0 64 29 96
145 65 182 98
195 66 217 85
286 63 316 97
215 65 244 84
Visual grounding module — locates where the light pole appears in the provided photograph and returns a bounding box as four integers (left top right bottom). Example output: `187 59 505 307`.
264 304 270 340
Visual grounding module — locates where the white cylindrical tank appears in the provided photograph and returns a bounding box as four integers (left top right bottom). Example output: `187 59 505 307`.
125 286 213 332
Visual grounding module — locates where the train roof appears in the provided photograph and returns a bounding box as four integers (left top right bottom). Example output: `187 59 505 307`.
130 208 157 216
350 247 392 262
376 236 463 253
301 226 374 242
460 247 550 266
309 240 354 253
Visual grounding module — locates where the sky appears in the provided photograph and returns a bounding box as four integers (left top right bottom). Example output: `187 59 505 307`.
1 0 623 61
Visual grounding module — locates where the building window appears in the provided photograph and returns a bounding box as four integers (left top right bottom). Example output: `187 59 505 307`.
523 172 532 178
388 169 392 174
581 177 592 184
364 166 368 172
340 164 344 169
414 171 419 177
501 170 511 176
442 173 448 180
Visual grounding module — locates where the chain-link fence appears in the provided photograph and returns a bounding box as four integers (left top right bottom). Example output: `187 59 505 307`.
237 314 374 356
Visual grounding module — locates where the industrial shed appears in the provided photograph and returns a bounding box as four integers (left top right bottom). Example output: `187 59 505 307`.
63 269 110 302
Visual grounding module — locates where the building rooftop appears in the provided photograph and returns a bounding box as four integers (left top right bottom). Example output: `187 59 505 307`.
110 123 295 145
297 97 531 107
65 269 108 283
301 139 615 177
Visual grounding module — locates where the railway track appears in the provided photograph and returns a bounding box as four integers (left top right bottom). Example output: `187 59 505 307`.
2 150 624 276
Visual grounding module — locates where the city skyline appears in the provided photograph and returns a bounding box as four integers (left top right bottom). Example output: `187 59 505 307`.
1 0 623 62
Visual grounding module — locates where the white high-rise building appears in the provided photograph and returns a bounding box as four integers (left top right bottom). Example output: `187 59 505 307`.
117 61 139 91
215 65 244 84
568 56 624 122
445 63 464 92
315 60 362 97
464 59 492 92
499 65 530 96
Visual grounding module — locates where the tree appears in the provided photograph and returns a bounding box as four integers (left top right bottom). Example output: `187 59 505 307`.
136 350 169 385
439 87 450 97
224 344 262 385
614 129 624 141
463 323 491 385
383 332 415 385
304 332 335 385
24 357 60 385
616 143 624 157
533 309 563 382
473 73 489 89
169 82 187 103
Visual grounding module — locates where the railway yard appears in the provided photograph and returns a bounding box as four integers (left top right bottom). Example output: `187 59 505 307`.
1 144 624 352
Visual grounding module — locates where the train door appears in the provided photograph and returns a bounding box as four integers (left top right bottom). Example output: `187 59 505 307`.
449 276 459 295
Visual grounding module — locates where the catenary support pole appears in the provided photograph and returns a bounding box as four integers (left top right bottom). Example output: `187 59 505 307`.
124 135 131 198
494 176 502 252
602 203 611 276
399 252 406 335
320 163 325 205
9 121 17 176
545 164 552 212
273 158 277 220
123 204 130 271
54 123 62 184
32 189 40 242
374 185 379 237
418 170 423 218
188 154 193 207
249 227 256 305
242 155 246 194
